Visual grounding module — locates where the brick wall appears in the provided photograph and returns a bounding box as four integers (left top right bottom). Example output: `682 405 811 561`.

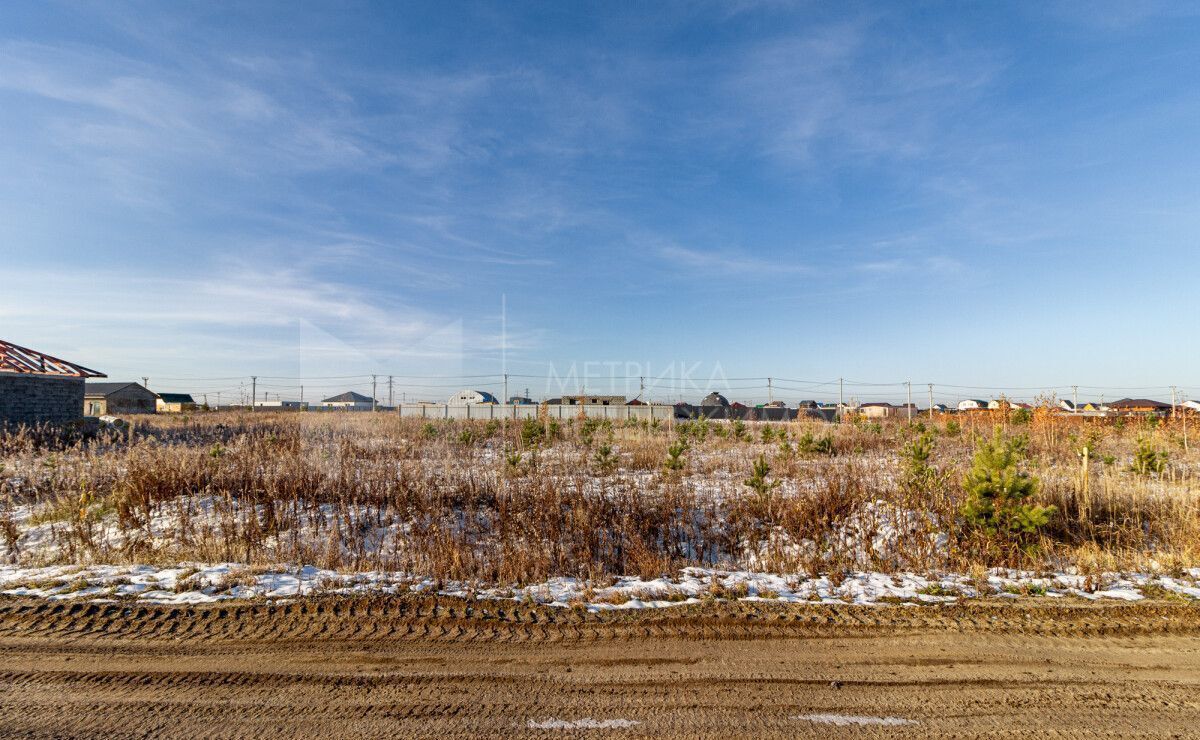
0 373 85 426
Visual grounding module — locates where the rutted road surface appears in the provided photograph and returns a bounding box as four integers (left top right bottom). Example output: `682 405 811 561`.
0 597 1198 738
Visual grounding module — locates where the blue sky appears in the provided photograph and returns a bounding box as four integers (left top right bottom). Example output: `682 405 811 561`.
2 1 1198 404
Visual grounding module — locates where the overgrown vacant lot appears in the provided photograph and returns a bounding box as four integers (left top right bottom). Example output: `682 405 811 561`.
1 409 1199 605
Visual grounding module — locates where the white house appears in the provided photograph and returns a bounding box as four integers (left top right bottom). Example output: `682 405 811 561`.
957 399 988 411
254 400 306 410
321 391 376 410
449 389 498 405
1183 400 1200 413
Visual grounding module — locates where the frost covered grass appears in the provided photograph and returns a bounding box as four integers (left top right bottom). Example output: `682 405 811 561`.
1 409 1199 599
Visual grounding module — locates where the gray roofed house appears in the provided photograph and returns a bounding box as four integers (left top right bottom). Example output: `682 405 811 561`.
85 381 158 415
321 391 376 408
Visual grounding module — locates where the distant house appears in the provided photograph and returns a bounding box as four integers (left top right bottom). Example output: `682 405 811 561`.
449 389 498 405
931 404 950 413
859 402 918 419
254 400 306 410
1 339 105 426
987 399 1033 411
957 399 988 411
626 398 645 406
1059 399 1108 416
85 382 158 415
1182 400 1200 414
858 402 895 419
321 391 376 410
1109 398 1172 416
508 395 534 405
560 394 625 405
156 393 197 413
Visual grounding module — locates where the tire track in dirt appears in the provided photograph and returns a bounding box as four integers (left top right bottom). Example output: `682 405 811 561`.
3 595 1197 644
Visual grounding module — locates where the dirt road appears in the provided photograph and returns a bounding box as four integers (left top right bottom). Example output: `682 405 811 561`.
0 597 1198 738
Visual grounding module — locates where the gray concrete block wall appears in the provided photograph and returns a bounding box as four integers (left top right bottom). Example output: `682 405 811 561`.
0 373 85 426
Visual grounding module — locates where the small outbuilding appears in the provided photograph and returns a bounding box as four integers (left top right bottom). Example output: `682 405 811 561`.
0 339 105 425
859 402 898 419
156 393 197 413
85 382 158 415
859 402 918 419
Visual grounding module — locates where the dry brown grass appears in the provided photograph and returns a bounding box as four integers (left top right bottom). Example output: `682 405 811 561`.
0 410 1197 583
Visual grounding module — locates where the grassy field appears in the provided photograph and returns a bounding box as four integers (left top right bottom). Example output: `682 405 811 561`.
2 408 1198 595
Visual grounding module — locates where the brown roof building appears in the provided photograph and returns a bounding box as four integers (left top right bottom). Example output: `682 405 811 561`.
1108 398 1172 415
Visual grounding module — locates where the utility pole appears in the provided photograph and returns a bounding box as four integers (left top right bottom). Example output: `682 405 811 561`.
1171 385 1177 419
371 375 378 412
388 376 394 408
1072 385 1078 412
906 381 912 421
838 377 844 420
768 377 773 405
639 376 645 403
503 373 509 406
250 376 257 410
300 385 304 404
142 376 149 390
1183 395 1190 453
928 384 934 418
217 391 221 409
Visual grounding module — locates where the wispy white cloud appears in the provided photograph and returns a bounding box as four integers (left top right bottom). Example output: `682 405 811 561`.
716 16 1004 165
659 244 808 275
0 261 526 379
854 255 966 277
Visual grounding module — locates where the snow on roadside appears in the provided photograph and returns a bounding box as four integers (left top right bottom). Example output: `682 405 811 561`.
527 718 640 730
1 563 1197 609
793 714 917 727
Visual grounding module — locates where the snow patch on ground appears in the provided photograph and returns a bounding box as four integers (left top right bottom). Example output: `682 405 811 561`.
527 718 640 729
793 713 917 727
1 563 1197 608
